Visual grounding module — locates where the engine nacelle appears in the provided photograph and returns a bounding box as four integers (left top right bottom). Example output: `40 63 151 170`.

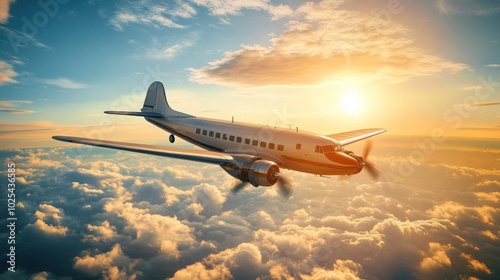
221 157 280 187
345 151 363 173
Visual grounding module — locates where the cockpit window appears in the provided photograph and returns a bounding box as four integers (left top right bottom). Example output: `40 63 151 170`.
322 145 341 153
322 145 334 153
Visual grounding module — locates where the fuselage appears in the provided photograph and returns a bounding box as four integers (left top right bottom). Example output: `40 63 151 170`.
146 116 362 176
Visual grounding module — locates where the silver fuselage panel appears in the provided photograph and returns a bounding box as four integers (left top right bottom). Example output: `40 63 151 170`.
146 116 358 175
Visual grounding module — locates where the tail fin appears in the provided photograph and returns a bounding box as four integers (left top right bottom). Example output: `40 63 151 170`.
105 81 192 118
141 81 191 118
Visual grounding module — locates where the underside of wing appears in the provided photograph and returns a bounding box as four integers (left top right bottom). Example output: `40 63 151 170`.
327 128 386 146
52 136 233 165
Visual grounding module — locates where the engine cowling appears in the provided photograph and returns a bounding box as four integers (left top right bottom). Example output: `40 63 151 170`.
345 151 363 174
221 157 280 187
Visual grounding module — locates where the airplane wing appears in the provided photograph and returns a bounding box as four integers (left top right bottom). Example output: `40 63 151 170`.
52 136 233 165
327 128 386 146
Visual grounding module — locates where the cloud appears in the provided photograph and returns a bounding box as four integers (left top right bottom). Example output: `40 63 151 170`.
0 108 34 114
300 259 364 280
0 0 15 23
109 0 291 31
141 35 196 60
0 60 18 85
461 253 492 274
147 43 189 60
190 0 468 87
110 0 191 31
192 0 292 20
1 137 499 279
41 78 87 89
0 100 32 107
26 204 69 236
0 99 34 114
74 244 138 279
171 243 265 279
0 26 51 52
435 0 500 16
420 242 452 271
485 63 500 68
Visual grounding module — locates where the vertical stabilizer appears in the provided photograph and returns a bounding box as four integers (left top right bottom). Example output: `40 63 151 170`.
141 81 191 118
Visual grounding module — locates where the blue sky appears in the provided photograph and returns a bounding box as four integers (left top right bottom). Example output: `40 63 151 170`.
1 0 499 149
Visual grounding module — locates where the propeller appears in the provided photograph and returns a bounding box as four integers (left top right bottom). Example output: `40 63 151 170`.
231 181 248 194
362 140 380 180
230 173 293 199
276 174 293 199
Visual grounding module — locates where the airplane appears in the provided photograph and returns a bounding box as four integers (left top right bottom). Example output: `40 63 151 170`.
53 81 386 197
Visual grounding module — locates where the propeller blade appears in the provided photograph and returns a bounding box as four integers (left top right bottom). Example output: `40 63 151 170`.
362 139 380 180
231 181 248 194
364 161 380 180
363 139 373 159
277 175 293 199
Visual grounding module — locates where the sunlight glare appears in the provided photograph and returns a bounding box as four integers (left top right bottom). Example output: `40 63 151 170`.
340 89 363 115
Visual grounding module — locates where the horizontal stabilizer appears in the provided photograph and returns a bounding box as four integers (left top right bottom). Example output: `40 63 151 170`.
104 111 164 117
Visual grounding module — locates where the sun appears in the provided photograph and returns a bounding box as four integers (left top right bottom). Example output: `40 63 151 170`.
339 89 363 115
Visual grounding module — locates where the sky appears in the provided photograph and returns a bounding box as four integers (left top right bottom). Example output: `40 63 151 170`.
0 0 499 279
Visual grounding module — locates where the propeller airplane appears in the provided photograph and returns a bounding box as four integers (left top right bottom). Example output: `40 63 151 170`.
53 81 386 197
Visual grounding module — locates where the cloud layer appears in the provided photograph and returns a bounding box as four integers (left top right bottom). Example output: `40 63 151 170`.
0 137 498 279
190 0 468 86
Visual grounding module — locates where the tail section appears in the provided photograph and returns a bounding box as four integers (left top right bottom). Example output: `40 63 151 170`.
105 81 192 118
141 81 191 118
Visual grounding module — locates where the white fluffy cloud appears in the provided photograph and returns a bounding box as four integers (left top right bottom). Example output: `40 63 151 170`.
1 138 499 279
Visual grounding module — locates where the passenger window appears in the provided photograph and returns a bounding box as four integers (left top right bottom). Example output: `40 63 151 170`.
245 138 250 144
260 142 266 148
209 131 214 137
315 145 319 153
202 130 207 136
269 143 275 149
196 128 201 134
215 132 221 138
296 143 301 150
229 135 235 142
252 140 258 146
236 137 242 143
222 134 227 140
277 144 284 151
